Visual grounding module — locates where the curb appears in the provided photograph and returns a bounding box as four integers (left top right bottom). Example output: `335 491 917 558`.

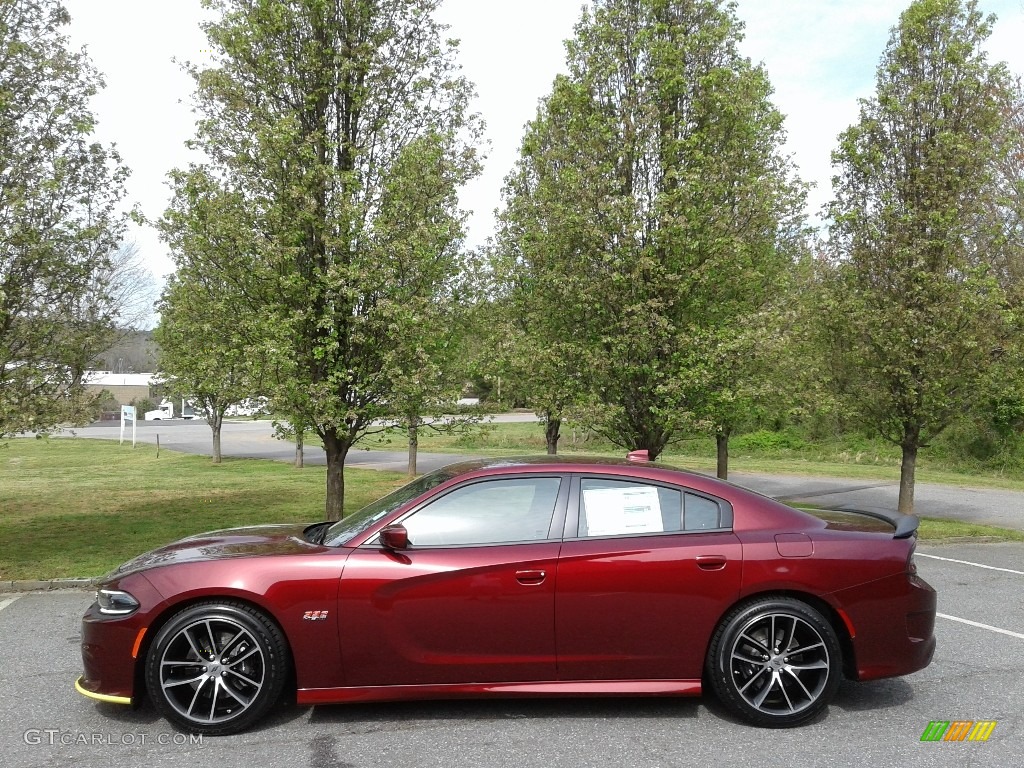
0 578 96 593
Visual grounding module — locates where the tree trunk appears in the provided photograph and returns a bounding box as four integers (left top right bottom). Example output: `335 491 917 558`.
408 415 419 477
637 429 667 461
210 411 222 464
322 430 350 521
545 415 561 455
295 430 304 469
629 419 668 462
716 429 730 480
898 441 918 514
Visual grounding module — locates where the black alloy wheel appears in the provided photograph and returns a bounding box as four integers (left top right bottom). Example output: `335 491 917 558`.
145 601 290 735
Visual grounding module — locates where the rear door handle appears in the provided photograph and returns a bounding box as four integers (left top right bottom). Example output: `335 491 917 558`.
696 555 727 571
515 569 546 585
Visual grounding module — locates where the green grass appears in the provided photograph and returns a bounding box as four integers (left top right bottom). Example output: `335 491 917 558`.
358 421 552 455
0 438 406 581
917 517 1024 543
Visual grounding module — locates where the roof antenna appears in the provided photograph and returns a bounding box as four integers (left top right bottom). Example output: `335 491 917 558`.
627 450 649 463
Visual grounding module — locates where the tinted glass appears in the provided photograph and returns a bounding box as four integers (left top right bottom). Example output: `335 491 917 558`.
684 492 722 530
403 477 562 547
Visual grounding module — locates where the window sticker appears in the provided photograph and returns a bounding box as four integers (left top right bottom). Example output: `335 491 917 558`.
582 485 664 536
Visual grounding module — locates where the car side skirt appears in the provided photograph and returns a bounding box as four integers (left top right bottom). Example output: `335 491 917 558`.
297 679 703 706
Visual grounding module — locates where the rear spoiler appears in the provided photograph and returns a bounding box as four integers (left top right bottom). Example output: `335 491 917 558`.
892 514 919 539
828 505 920 539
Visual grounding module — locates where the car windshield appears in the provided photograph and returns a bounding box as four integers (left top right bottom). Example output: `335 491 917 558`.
323 468 456 546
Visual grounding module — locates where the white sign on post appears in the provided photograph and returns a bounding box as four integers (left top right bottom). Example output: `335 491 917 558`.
119 405 136 447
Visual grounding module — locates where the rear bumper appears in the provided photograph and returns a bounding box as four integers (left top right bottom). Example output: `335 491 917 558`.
834 572 937 681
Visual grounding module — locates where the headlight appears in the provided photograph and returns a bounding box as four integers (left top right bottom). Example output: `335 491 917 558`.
96 588 140 616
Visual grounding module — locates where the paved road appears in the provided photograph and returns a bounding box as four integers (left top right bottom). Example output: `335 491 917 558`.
1 542 1020 768
53 419 1024 531
60 416 537 470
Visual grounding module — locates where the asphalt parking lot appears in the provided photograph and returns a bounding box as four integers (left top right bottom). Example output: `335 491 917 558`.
1 541 1019 768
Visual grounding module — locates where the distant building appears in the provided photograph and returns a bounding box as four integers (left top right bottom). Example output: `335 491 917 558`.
83 371 159 406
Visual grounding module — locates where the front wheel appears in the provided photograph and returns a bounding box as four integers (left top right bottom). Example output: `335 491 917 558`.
705 597 842 727
145 601 290 735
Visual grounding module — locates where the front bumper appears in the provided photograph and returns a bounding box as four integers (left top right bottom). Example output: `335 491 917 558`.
78 599 146 702
78 574 164 704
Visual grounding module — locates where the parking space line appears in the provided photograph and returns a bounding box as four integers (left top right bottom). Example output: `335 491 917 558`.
918 553 1024 576
0 596 22 612
938 612 1024 640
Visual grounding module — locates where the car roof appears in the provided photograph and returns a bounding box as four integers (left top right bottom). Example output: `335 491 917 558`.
437 454 675 474
437 455 725 490
440 455 641 469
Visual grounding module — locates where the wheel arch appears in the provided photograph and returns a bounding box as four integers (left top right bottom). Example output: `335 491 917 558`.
712 589 857 680
132 594 298 703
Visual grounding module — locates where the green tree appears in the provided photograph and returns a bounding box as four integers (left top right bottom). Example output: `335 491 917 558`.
0 0 133 436
496 0 802 461
154 275 258 463
377 294 479 478
185 0 480 517
826 0 1008 513
694 311 793 479
488 245 583 455
971 78 1024 454
156 169 263 463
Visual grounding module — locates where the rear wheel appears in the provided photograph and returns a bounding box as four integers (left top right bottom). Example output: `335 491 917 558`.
145 601 289 735
706 597 841 727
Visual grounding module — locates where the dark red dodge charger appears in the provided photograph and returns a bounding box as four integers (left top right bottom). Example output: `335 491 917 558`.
77 456 936 734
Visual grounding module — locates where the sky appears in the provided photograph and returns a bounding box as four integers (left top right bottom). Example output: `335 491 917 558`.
60 0 1024 289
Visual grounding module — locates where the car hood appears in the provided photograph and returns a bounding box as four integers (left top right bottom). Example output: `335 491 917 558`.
108 523 315 578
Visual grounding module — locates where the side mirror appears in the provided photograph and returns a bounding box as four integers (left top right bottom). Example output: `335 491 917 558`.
379 524 409 551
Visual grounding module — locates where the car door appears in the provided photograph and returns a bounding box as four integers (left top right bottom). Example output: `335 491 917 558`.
339 474 567 687
555 475 742 681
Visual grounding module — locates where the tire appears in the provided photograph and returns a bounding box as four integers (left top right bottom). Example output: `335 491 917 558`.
705 596 842 727
145 601 290 736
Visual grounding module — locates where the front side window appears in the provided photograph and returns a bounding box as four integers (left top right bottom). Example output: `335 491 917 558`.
324 468 455 545
402 476 562 547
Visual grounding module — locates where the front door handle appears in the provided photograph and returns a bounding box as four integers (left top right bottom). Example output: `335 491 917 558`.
515 569 546 585
696 555 727 571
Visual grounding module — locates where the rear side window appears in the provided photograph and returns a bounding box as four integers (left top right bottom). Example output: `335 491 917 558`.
577 478 726 537
684 492 723 530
